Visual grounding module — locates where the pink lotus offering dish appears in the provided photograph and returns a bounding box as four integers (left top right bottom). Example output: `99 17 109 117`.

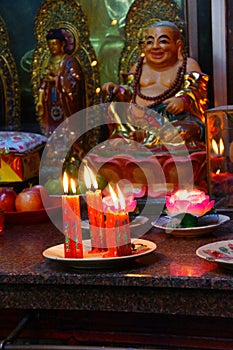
165 189 216 228
166 189 215 217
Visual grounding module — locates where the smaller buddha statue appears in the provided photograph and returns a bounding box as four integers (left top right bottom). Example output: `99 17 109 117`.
36 28 86 136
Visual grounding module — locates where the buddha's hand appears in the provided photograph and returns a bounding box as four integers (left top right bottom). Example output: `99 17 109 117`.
101 82 120 102
164 97 185 115
102 82 120 95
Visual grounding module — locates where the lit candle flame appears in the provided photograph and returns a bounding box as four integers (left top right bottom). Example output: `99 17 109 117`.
63 171 69 194
212 139 218 154
84 166 91 189
84 165 98 190
70 178 76 194
212 138 224 155
109 184 119 210
219 138 224 154
116 184 126 210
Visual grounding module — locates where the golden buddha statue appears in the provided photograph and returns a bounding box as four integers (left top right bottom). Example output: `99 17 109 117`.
102 21 209 151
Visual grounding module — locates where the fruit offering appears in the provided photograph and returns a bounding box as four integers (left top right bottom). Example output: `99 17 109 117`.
0 185 51 212
0 187 17 211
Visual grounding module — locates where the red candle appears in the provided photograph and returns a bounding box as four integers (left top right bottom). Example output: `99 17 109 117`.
104 185 131 258
210 156 225 172
62 172 83 258
104 210 118 257
210 170 233 196
116 211 131 256
211 171 232 183
84 165 105 253
116 184 131 256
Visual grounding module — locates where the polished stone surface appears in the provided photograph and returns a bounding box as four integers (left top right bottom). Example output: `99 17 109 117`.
1 211 233 317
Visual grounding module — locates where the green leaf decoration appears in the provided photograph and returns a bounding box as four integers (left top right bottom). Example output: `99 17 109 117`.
172 213 198 228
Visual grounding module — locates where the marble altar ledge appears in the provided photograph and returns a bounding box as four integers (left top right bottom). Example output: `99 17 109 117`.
0 216 233 318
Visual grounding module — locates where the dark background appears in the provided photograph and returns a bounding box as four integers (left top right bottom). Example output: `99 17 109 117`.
1 0 44 132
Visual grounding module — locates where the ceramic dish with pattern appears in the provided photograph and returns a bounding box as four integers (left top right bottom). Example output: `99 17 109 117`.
151 214 230 237
196 240 233 270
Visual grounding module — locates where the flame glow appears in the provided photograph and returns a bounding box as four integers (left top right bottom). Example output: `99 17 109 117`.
212 138 224 155
63 171 69 194
219 138 224 154
116 184 126 210
84 165 98 190
109 184 119 210
70 178 76 194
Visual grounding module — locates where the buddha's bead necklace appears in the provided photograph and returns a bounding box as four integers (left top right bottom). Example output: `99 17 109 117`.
132 55 187 109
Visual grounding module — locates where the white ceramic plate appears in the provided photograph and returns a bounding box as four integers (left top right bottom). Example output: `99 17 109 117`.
196 240 233 270
151 214 230 237
81 216 149 230
42 238 156 269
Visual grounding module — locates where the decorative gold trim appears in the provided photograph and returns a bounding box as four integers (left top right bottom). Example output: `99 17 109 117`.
0 15 21 130
119 0 186 82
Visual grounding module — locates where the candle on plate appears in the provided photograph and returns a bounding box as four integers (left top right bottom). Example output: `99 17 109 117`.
104 184 131 258
84 164 105 253
62 171 83 258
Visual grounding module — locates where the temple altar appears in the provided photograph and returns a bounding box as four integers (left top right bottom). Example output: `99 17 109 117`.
0 2 233 350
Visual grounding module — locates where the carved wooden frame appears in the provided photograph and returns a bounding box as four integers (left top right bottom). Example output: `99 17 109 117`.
0 15 21 130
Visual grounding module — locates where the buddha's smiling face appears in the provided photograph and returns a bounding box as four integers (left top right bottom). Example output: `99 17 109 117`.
144 26 182 68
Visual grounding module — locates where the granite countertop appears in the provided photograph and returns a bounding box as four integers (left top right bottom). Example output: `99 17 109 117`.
1 212 233 317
